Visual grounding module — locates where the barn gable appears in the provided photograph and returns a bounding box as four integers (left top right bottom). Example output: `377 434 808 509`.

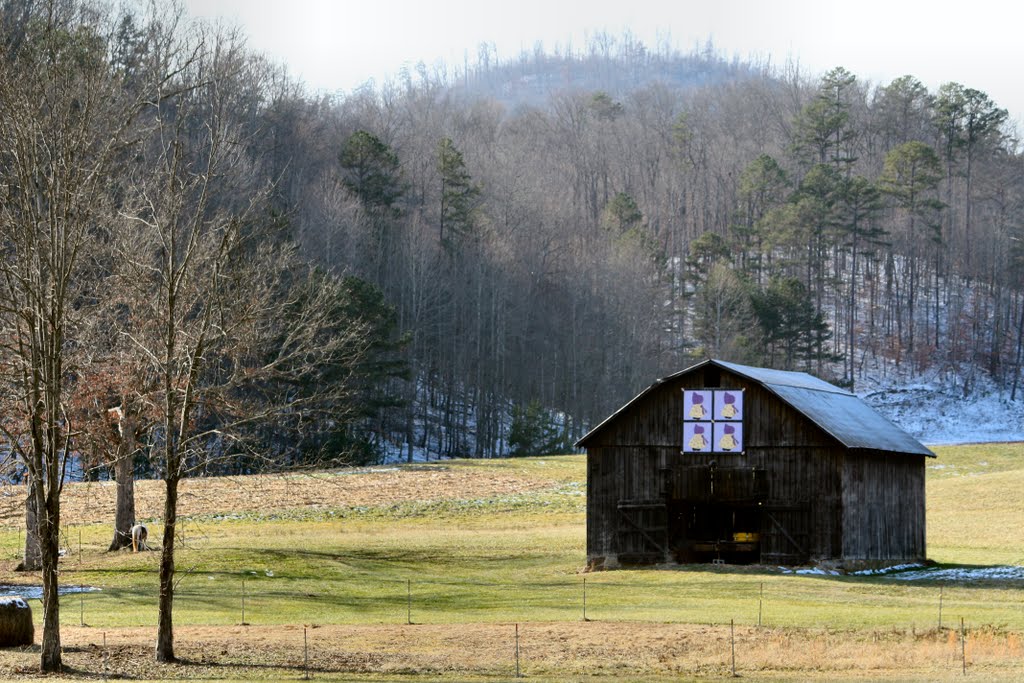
579 359 932 569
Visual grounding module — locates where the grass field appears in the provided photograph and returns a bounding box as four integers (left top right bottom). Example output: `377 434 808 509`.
0 445 1018 680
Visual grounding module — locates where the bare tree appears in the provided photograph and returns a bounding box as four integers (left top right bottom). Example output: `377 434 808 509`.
114 26 368 660
0 2 154 671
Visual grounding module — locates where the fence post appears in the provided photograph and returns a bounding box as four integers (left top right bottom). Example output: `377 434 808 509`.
730 619 736 677
303 626 310 680
757 582 763 627
960 617 966 675
515 623 521 678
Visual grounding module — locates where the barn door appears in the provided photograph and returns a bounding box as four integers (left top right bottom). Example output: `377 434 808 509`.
616 499 668 564
760 506 810 564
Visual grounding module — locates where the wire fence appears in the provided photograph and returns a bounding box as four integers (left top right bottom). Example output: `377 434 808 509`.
35 570 1024 635
29 579 1017 680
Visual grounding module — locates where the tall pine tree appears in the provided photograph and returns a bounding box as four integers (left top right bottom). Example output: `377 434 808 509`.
437 137 481 248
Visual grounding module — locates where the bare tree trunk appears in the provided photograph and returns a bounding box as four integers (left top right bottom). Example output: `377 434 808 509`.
109 453 137 551
108 416 137 551
156 469 179 662
39 485 62 672
17 479 41 572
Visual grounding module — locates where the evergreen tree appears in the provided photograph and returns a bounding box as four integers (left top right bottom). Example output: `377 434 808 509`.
790 164 844 316
693 263 758 361
337 276 412 462
791 66 859 170
339 130 405 217
873 75 932 148
685 231 732 287
257 272 410 467
752 277 834 370
339 130 405 282
933 84 1007 274
878 141 944 359
603 192 663 270
509 399 570 456
602 191 643 234
437 136 481 248
588 91 624 121
734 154 788 283
835 176 886 385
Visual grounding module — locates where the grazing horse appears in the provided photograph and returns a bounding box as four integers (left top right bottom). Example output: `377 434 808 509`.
130 524 148 552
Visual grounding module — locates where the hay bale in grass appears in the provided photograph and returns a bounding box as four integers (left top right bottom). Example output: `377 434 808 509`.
0 596 33 647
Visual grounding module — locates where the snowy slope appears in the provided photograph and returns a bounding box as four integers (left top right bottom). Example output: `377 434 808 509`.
859 377 1024 446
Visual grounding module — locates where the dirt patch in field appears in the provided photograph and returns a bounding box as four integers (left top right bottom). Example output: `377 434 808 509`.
0 622 1020 681
0 466 554 527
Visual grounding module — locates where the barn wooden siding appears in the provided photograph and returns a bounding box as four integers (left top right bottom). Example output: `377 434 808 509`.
584 364 928 568
841 452 926 560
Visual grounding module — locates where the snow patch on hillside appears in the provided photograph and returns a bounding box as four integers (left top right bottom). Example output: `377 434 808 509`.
858 372 1024 446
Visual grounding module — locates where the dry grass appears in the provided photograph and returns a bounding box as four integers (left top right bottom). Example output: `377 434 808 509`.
928 444 1024 565
0 622 1019 681
0 464 556 528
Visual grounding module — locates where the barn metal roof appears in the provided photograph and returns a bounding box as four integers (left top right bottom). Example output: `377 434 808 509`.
576 359 935 457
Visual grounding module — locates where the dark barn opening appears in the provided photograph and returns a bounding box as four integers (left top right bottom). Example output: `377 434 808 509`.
578 359 934 569
669 464 770 564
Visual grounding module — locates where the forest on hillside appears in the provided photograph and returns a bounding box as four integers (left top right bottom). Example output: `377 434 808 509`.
2 0 1024 474
280 33 1024 460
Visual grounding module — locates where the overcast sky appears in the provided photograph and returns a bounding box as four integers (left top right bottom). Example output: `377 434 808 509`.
182 0 1024 124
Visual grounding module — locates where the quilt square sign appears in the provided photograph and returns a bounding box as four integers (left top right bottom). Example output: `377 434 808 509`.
713 422 743 452
714 390 743 421
683 422 711 452
682 389 744 453
683 390 712 420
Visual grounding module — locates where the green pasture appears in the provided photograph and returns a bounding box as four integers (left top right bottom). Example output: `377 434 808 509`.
1 445 1022 634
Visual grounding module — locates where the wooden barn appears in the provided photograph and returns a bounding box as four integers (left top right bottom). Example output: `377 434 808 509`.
577 359 935 569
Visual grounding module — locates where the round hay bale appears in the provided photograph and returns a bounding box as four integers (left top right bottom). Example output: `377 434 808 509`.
0 596 33 647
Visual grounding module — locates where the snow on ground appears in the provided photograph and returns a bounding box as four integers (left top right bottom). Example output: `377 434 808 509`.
779 563 1024 582
851 563 925 576
0 584 99 600
885 565 1024 582
858 371 1024 446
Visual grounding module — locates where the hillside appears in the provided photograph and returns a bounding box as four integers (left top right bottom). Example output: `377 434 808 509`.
448 43 759 108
